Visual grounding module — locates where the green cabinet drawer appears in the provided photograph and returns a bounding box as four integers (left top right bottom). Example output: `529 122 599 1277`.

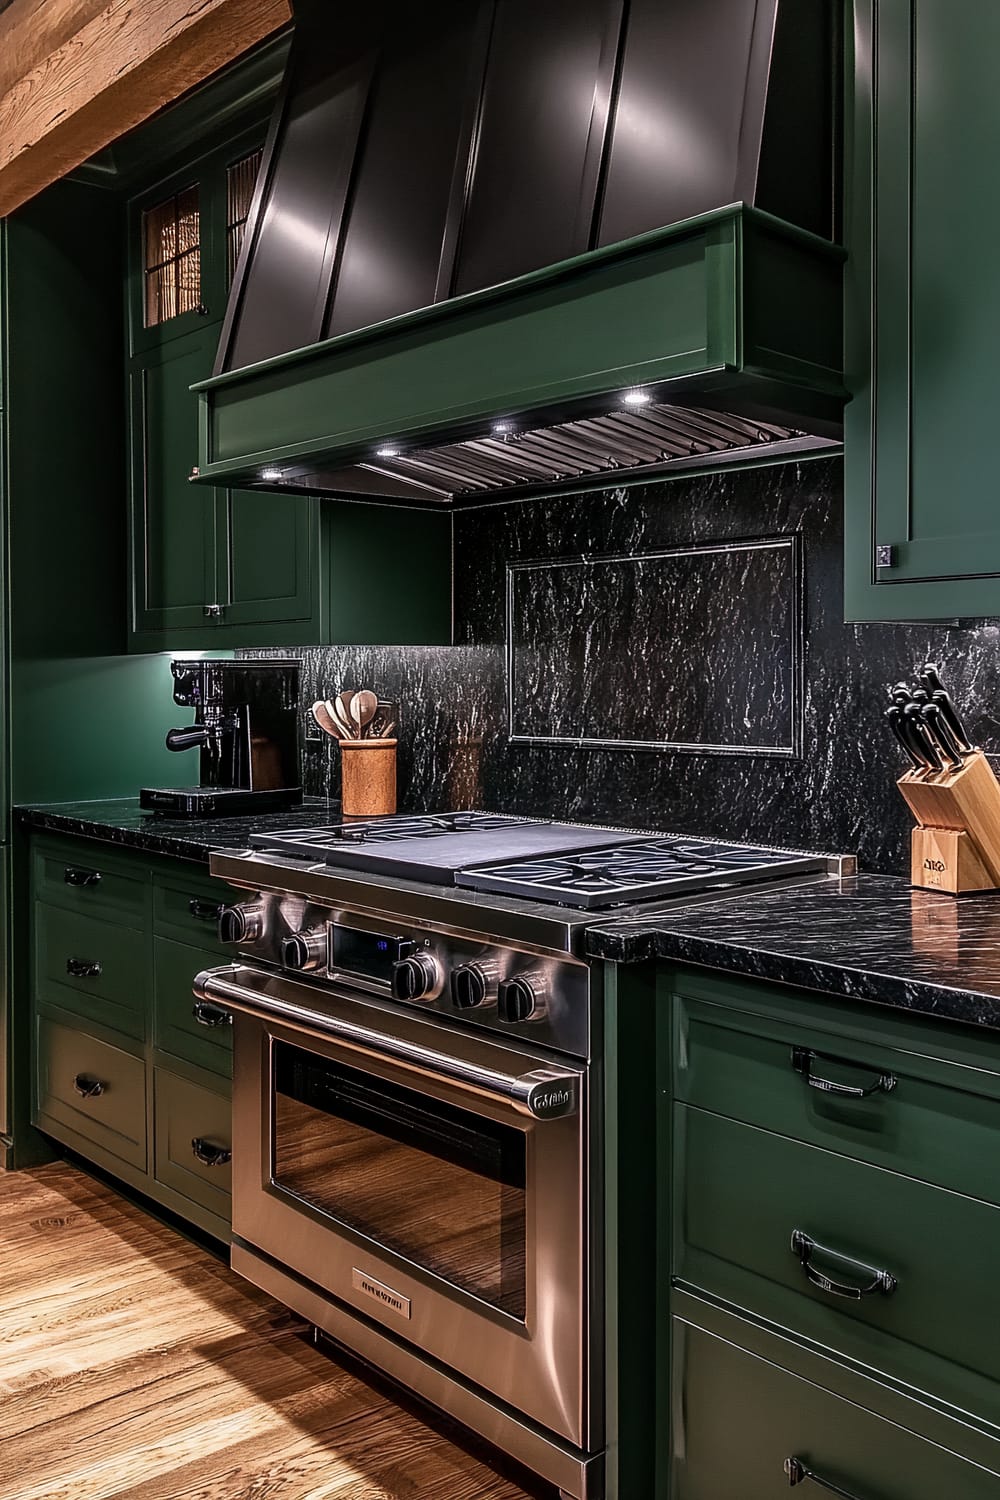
674 986 1000 1207
33 840 146 926
152 871 231 954
676 1106 1000 1423
671 1315 1000 1499
153 1068 231 1219
35 1015 146 1170
154 937 232 1077
35 903 146 1039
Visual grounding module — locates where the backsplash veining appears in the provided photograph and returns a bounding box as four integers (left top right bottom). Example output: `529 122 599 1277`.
244 455 1000 873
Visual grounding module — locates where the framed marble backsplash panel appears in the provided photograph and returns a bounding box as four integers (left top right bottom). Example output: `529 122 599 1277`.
506 535 802 755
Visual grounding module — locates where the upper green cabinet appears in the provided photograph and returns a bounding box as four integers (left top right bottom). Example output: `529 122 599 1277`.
126 136 452 651
845 0 1000 620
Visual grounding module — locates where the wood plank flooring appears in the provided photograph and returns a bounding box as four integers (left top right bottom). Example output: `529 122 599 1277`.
0 1162 551 1500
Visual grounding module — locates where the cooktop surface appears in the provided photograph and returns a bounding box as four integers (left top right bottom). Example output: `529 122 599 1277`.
248 812 830 909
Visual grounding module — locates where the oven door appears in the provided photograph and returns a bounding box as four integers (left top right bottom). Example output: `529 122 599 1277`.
197 963 592 1449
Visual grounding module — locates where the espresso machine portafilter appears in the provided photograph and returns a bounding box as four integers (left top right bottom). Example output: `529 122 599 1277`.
140 659 302 817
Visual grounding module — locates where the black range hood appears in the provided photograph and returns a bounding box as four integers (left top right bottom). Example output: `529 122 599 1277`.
192 0 844 508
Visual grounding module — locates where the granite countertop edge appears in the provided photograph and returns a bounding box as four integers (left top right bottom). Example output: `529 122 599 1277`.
586 876 1000 1031
14 798 342 865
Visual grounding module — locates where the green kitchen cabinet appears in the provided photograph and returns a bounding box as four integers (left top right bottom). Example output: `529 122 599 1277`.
645 962 1000 1495
128 322 322 647
845 0 1000 619
669 1302 1000 1499
29 832 236 1240
127 135 453 652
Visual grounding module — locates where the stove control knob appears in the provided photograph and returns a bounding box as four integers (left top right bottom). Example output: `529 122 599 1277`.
218 901 265 945
391 951 441 1003
498 971 547 1024
450 960 500 1010
280 927 327 973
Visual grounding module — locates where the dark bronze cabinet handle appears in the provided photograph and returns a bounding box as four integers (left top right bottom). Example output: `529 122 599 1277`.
73 1073 105 1099
191 1137 231 1167
66 957 102 979
189 898 226 924
785 1455 871 1496
791 1047 897 1099
64 866 102 887
791 1230 897 1300
192 1000 232 1029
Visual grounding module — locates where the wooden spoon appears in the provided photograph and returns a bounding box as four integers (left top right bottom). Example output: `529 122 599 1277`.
349 689 379 739
334 690 357 737
311 701 342 738
326 698 354 738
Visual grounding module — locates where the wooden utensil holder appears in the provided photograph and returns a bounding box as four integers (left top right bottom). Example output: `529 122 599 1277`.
340 739 397 817
897 750 1000 893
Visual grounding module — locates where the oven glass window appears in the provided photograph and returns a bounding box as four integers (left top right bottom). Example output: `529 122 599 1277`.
272 1042 527 1318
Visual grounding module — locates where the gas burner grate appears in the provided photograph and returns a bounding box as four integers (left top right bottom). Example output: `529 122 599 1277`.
456 837 831 909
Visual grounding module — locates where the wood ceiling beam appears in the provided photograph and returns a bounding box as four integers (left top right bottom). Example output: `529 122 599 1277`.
0 0 292 217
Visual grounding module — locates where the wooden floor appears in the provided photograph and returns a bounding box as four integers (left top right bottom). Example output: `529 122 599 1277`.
0 1162 550 1500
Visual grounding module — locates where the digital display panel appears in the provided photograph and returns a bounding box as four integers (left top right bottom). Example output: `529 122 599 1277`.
330 926 412 982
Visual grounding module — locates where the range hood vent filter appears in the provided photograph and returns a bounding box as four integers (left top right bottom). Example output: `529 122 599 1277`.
302 404 838 506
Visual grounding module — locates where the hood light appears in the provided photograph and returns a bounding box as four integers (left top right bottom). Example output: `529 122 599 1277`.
375 444 401 458
492 421 514 435
621 388 652 407
259 466 284 481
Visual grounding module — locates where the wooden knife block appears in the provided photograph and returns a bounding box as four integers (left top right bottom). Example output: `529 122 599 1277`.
898 750 1000 893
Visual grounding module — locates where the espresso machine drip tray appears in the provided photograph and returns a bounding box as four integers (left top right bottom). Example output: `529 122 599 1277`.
139 785 304 818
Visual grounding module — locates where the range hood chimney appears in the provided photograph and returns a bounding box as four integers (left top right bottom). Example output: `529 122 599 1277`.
193 0 844 508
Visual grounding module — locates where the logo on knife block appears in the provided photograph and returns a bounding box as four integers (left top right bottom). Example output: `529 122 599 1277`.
923 858 947 874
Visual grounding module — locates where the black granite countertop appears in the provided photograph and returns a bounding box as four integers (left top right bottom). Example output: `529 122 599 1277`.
15 797 342 864
586 875 1000 1029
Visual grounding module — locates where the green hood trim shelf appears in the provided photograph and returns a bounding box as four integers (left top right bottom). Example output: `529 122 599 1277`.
192 204 844 509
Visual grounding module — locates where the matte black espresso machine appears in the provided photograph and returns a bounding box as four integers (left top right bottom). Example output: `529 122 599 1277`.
140 658 301 817
198 813 853 1499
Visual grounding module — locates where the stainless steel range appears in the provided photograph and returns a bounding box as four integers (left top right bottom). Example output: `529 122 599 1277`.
196 812 853 1500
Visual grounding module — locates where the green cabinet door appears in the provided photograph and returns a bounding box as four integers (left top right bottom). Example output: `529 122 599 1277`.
671 1314 1000 1499
215 486 319 635
129 325 321 649
129 325 218 638
845 0 1000 620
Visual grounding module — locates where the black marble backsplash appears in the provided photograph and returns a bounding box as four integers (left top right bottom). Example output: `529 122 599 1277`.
244 454 1000 873
508 536 800 753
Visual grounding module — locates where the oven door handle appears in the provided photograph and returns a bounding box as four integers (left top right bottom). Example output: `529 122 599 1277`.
194 966 581 1122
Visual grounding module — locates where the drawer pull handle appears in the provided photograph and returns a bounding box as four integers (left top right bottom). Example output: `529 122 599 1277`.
191 1137 231 1167
66 957 102 979
791 1047 897 1099
192 1000 233 1029
791 1230 897 1300
73 1073 106 1099
785 1455 870 1496
189 898 226 924
64 866 101 888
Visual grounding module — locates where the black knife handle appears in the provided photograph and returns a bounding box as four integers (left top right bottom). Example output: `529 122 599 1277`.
903 702 944 771
919 662 946 695
931 689 974 753
893 703 934 770
884 707 923 770
920 703 965 769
